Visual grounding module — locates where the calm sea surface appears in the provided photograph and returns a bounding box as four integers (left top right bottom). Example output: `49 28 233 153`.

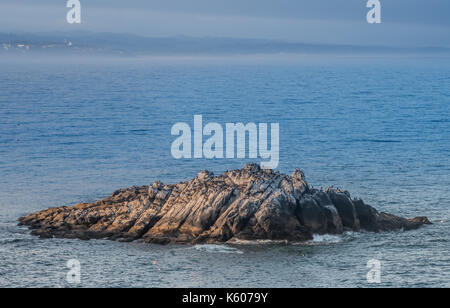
0 56 449 287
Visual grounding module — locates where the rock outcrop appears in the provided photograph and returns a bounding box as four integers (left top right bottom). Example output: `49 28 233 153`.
18 164 431 244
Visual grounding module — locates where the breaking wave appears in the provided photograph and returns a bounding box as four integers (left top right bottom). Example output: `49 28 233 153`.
301 232 359 246
193 244 244 254
227 239 288 245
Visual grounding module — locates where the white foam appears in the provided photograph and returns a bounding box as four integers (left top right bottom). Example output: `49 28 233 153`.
308 234 343 244
301 232 358 246
228 239 288 245
193 244 244 254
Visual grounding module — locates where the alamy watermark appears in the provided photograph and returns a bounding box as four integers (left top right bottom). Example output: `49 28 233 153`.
66 259 81 284
366 259 382 284
66 0 81 24
171 115 279 169
66 1 380 25
367 0 382 24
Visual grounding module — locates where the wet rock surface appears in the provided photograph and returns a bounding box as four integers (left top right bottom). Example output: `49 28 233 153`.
18 164 432 244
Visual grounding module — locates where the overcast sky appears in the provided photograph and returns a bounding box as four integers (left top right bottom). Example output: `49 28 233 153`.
1 0 449 47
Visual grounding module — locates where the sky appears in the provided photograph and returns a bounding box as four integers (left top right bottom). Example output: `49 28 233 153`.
0 0 449 47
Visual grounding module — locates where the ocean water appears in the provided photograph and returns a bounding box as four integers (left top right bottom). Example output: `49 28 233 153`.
0 56 449 288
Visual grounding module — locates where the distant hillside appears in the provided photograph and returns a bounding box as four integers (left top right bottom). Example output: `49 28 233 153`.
1 31 449 56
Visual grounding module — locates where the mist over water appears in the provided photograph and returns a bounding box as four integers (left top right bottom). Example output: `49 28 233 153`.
0 56 449 287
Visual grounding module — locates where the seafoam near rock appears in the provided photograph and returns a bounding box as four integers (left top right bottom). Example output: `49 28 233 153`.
18 164 431 244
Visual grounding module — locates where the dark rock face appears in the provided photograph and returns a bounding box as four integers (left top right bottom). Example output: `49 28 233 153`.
18 164 431 244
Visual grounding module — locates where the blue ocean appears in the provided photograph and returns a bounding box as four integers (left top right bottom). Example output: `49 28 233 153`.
0 56 448 287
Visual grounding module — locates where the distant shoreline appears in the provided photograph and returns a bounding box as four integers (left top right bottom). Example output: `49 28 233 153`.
1 31 449 57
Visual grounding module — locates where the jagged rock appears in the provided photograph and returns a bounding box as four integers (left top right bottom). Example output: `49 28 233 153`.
353 199 379 232
408 216 432 225
326 188 361 231
312 190 344 234
18 164 431 244
297 195 327 234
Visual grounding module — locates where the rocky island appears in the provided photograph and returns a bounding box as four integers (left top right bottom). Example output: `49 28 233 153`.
19 164 431 244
